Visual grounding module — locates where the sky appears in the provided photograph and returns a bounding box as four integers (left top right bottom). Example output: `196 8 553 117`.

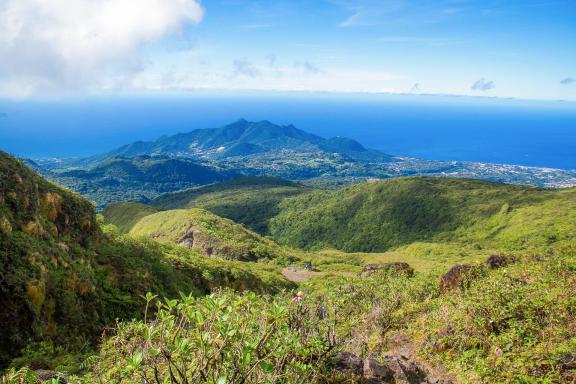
0 0 575 100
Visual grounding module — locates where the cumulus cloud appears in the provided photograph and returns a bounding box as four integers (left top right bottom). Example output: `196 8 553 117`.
0 0 203 97
471 78 495 91
232 58 260 78
560 77 575 85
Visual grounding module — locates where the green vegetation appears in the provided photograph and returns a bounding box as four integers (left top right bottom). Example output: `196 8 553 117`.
129 208 297 262
150 176 308 233
46 156 232 209
0 151 292 369
84 290 337 383
299 251 576 383
2 150 576 383
409 253 576 383
269 177 575 252
102 202 159 233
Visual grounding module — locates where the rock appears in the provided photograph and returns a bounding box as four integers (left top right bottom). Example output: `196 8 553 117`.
363 357 394 382
361 262 414 278
381 353 428 384
558 353 576 370
334 350 453 384
439 264 473 293
333 351 363 375
486 255 510 269
35 370 67 383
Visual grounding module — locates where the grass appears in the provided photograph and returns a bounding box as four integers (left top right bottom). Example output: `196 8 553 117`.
129 208 299 262
150 176 309 233
102 202 159 233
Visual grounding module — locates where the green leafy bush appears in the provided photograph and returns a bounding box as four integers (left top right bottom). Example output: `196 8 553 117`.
86 290 338 384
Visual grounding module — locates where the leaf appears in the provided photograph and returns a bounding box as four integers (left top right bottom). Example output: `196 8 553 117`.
260 361 274 373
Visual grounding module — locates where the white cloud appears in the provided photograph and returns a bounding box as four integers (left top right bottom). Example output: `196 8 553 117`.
0 0 203 98
471 78 495 91
560 77 575 85
133 59 402 94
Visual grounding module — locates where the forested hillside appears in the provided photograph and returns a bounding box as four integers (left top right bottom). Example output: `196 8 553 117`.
269 177 576 252
45 156 234 208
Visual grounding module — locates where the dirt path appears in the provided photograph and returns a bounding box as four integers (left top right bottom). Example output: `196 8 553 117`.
282 268 320 282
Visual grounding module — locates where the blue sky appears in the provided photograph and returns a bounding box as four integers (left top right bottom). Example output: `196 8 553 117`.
0 0 575 100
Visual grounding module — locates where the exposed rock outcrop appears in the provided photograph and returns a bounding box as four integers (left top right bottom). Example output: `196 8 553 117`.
333 351 363 375
439 264 474 293
333 348 453 384
361 262 414 278
35 370 67 383
486 254 512 269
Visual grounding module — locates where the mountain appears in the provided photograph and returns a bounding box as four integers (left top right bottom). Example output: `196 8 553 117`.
100 119 393 163
46 155 234 208
0 151 292 368
69 119 576 193
29 120 576 212
148 176 308 233
269 177 576 252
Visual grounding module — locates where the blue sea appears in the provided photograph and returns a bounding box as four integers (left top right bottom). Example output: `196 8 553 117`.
1 92 575 169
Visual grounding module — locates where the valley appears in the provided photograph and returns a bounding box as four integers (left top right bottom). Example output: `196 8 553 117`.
2 140 575 382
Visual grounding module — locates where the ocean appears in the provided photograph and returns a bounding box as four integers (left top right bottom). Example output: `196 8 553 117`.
1 92 575 169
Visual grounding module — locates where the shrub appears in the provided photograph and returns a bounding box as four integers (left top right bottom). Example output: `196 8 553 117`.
86 290 339 384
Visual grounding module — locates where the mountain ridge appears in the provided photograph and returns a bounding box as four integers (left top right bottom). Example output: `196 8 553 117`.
29 120 576 210
97 119 394 163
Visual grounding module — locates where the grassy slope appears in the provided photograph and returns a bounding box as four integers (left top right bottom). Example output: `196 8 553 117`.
102 202 159 233
129 208 298 263
408 253 576 383
150 176 308 233
299 249 576 383
269 177 576 253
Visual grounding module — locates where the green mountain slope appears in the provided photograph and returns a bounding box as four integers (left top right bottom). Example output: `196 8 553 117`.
48 155 234 208
0 151 292 368
269 177 576 252
102 202 160 233
100 119 392 162
129 208 295 262
149 176 308 233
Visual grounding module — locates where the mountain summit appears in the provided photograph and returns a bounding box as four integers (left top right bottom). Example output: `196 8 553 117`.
101 119 393 162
